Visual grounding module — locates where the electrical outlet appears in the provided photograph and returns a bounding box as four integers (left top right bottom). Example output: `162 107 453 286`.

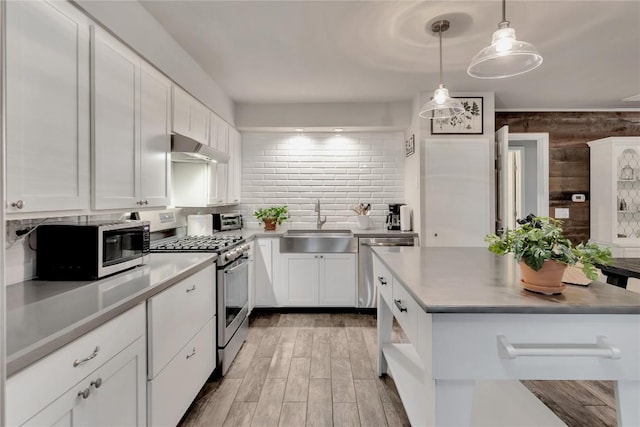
555 208 570 219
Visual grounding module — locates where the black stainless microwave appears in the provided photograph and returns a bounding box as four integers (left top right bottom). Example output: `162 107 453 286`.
36 221 150 280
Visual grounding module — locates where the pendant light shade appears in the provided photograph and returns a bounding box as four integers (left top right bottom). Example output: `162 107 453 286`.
467 0 542 79
419 20 464 120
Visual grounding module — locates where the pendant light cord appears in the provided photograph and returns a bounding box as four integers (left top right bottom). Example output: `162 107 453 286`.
502 0 506 22
438 26 443 85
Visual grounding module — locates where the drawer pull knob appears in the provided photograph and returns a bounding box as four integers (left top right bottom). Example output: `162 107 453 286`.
11 200 24 209
91 378 102 389
186 348 197 359
77 388 91 399
497 335 621 359
186 285 197 293
394 299 407 313
73 346 100 367
377 276 387 285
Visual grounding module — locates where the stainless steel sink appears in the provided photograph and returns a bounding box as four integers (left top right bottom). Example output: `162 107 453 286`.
280 229 357 253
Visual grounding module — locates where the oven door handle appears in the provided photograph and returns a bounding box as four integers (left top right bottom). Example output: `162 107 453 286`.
224 260 249 275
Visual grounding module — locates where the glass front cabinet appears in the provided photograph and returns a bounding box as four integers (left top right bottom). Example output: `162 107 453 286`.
589 137 640 257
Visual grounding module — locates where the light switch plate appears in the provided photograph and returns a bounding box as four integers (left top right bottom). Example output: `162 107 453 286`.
555 208 570 219
571 194 586 202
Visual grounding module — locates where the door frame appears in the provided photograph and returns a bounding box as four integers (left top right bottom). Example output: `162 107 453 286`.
508 132 549 217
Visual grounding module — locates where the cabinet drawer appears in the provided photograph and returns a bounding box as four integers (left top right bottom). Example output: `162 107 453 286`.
148 265 215 378
431 313 640 380
372 255 392 306
7 304 145 426
148 318 215 427
392 281 419 345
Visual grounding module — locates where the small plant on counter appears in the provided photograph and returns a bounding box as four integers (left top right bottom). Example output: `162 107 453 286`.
485 215 612 293
253 205 289 231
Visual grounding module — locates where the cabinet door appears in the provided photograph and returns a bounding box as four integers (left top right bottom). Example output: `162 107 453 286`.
424 139 492 247
172 85 191 136
254 239 277 306
22 337 146 427
6 0 90 213
91 26 140 210
227 128 242 204
91 337 146 427
140 63 171 207
282 254 319 306
190 101 209 144
318 254 356 307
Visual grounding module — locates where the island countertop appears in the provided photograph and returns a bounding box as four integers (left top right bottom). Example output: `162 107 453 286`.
6 253 216 376
372 247 640 314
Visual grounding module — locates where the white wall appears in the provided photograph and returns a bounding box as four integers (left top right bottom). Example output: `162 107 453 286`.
240 132 405 230
73 0 234 124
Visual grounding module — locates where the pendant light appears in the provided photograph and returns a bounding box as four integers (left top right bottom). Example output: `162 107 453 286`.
467 0 542 79
418 20 464 120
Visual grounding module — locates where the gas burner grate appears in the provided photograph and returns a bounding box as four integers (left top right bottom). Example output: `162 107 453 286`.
150 235 244 253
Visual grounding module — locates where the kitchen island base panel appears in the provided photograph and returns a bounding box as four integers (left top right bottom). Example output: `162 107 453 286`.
377 294 640 426
615 380 640 426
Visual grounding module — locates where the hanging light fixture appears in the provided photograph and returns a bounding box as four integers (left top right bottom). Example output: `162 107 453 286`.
418 20 465 120
467 0 542 79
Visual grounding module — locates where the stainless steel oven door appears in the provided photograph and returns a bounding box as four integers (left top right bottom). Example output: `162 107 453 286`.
217 256 249 346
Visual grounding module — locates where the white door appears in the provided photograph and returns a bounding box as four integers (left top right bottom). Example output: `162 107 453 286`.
6 0 90 213
91 27 139 210
140 63 171 207
318 254 356 306
282 254 319 306
424 139 492 247
496 125 509 235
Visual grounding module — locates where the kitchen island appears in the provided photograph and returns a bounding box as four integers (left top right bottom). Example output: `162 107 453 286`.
373 247 640 426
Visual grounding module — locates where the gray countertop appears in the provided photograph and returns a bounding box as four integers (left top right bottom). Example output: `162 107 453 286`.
6 253 216 376
373 247 640 314
241 226 419 239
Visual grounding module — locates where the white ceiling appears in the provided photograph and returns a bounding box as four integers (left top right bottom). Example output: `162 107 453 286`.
140 0 640 110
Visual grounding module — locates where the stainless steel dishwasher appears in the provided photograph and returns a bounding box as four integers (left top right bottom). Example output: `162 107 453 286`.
358 236 417 308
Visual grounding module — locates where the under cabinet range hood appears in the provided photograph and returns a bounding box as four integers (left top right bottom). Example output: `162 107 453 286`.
171 133 230 164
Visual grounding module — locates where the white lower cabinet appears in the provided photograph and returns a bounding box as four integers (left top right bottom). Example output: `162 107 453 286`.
280 253 356 307
7 305 146 427
147 319 215 427
146 264 216 426
254 238 279 307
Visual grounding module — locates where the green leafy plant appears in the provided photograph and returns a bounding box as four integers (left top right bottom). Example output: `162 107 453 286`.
253 205 289 225
485 214 612 280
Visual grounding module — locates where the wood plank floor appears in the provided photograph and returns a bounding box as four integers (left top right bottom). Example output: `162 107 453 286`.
178 312 616 427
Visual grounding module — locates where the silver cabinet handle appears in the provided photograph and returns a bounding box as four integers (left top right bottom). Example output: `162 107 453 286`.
91 378 102 389
144 200 149 205
73 346 100 367
377 276 387 286
77 388 91 399
186 285 196 293
394 299 407 313
11 200 24 209
186 348 197 359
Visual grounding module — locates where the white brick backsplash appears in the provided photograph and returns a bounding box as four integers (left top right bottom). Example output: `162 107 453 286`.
241 132 405 229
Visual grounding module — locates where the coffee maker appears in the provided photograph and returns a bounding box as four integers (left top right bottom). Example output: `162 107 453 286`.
386 203 404 230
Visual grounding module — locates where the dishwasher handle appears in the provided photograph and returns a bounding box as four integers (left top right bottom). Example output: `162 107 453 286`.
361 241 414 247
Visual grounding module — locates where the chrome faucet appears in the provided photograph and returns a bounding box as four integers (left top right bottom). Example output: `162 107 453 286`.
315 199 327 229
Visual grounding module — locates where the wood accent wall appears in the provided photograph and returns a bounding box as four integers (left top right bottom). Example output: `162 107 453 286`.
495 112 640 243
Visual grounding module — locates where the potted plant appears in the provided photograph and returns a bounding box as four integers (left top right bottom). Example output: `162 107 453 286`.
253 205 289 231
485 215 612 294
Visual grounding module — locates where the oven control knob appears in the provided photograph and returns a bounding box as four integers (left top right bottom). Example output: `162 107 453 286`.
224 253 233 262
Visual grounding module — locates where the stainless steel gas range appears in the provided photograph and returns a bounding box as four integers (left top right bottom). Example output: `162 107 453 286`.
150 234 250 376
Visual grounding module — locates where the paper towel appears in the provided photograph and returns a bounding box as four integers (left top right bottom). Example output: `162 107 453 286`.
400 205 412 231
187 214 213 236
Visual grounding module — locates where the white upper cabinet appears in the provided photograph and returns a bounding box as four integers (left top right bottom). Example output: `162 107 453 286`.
6 0 90 214
140 63 172 207
227 127 242 204
91 27 170 210
172 85 209 144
